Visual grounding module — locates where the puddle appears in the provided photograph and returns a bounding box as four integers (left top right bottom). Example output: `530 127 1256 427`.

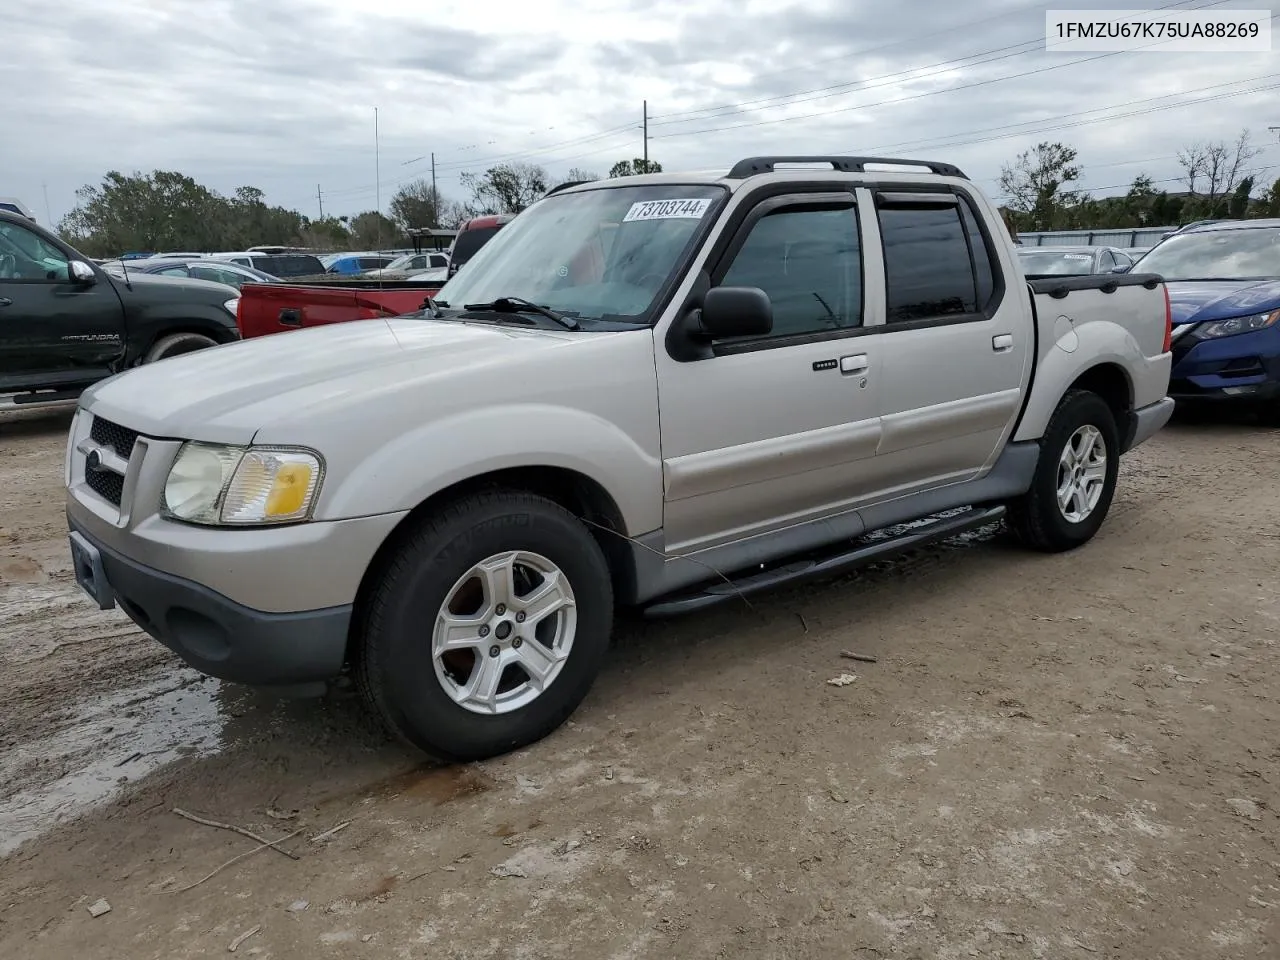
0 668 225 858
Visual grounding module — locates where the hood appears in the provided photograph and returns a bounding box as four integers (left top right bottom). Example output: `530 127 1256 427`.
1166 279 1280 325
108 269 239 303
80 316 581 444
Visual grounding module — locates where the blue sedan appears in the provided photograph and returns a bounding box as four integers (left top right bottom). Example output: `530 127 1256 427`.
1136 220 1280 418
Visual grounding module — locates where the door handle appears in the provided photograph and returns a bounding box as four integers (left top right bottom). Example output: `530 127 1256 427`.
992 334 1013 352
0 298 11 307
839 353 868 375
278 308 301 327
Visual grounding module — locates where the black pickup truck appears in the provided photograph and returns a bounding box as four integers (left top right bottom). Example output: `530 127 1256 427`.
0 211 241 406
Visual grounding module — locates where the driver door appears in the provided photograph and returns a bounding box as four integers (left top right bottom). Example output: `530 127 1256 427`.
654 191 885 555
0 220 125 384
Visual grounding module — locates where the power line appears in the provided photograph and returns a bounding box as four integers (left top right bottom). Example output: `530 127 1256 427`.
322 0 1245 203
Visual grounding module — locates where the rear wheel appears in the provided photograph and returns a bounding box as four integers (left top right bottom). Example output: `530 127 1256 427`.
1007 389 1120 552
357 490 614 762
144 332 219 363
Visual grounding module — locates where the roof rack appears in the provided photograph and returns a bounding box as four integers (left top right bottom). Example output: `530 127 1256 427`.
725 156 967 180
544 179 594 197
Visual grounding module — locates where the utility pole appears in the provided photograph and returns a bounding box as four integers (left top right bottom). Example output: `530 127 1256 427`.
643 100 649 167
41 182 52 226
374 106 382 249
431 151 438 221
316 184 324 219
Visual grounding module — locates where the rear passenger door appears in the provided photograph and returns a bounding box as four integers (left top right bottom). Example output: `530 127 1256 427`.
867 189 1030 496
655 191 884 554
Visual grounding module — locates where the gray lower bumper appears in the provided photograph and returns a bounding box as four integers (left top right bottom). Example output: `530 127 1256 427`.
69 520 351 686
1124 397 1175 452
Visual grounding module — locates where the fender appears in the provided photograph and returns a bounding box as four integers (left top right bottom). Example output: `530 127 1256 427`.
1013 318 1142 442
316 402 663 535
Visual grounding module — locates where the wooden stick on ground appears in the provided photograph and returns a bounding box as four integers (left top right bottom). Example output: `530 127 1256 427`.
174 828 307 894
172 808 301 860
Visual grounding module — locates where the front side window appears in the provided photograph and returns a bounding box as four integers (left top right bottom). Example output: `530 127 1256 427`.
0 221 70 282
879 203 981 322
435 184 727 322
718 205 863 338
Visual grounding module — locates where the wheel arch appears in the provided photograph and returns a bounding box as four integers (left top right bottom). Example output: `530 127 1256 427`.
345 465 637 669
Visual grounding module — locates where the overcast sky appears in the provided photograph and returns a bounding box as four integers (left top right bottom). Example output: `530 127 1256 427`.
4 0 1278 228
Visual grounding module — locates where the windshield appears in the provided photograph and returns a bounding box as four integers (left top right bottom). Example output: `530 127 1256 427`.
1136 227 1280 280
450 225 503 266
1017 250 1096 276
435 184 727 322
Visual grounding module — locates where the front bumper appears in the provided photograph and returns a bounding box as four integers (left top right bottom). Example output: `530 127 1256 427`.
69 519 352 686
1168 326 1280 403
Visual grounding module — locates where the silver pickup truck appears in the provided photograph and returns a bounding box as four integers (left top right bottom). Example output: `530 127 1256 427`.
65 156 1174 761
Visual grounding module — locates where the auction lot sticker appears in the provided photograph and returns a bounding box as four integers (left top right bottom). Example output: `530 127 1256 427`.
623 198 713 222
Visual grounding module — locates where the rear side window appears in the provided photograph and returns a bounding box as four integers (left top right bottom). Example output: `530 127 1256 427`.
878 201 986 323
452 225 502 265
429 253 447 268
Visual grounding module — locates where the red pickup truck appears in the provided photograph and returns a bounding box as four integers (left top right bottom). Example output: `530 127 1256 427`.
235 213 519 338
235 277 444 338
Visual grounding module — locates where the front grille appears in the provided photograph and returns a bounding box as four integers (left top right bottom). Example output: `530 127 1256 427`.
84 415 139 507
85 464 125 506
90 416 140 460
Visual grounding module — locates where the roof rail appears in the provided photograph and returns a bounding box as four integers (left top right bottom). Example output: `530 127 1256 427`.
725 156 967 180
544 179 594 197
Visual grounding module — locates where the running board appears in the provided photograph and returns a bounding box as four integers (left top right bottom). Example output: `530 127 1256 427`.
1 388 83 409
642 504 1007 618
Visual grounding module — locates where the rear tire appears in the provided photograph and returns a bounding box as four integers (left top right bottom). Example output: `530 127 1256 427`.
357 490 614 762
1007 389 1120 553
144 332 218 363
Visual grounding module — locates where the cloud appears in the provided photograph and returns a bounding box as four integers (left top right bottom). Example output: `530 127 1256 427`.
3 0 1276 230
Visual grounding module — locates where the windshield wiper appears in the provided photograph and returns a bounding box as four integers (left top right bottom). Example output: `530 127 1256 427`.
461 296 581 330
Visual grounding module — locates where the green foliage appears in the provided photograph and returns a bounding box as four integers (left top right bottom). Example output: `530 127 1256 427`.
59 170 309 257
608 159 663 178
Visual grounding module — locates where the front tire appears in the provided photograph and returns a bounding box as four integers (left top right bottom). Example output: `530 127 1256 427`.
357 490 614 762
144 332 219 363
1007 389 1120 553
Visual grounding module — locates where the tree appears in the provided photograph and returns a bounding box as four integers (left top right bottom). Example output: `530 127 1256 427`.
348 210 399 248
388 178 465 232
1228 176 1255 218
1262 177 1280 218
561 167 601 184
1177 128 1262 217
997 142 1082 231
460 162 549 215
59 169 308 257
608 159 663 178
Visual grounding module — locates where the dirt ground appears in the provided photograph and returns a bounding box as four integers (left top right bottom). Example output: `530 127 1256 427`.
1 404 1277 960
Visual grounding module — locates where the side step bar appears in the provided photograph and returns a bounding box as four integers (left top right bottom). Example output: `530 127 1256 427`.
1 388 83 409
642 504 1007 618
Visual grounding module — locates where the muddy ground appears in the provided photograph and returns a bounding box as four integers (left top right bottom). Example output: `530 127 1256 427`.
0 404 1277 959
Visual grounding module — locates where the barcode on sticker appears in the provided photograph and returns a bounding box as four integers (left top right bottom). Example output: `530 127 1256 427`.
1063 254 1092 260
622 198 712 222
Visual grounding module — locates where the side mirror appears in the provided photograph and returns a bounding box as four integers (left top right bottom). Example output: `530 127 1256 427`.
1110 264 1130 274
69 260 97 284
695 286 772 339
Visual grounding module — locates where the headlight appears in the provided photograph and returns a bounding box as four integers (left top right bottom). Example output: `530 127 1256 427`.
1198 309 1280 339
162 442 324 525
223 297 240 317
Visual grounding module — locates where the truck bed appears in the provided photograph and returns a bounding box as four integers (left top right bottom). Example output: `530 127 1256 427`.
236 279 444 339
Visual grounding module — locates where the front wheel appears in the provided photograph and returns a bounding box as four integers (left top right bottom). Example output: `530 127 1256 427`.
1007 389 1120 552
357 490 614 762
144 332 219 363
